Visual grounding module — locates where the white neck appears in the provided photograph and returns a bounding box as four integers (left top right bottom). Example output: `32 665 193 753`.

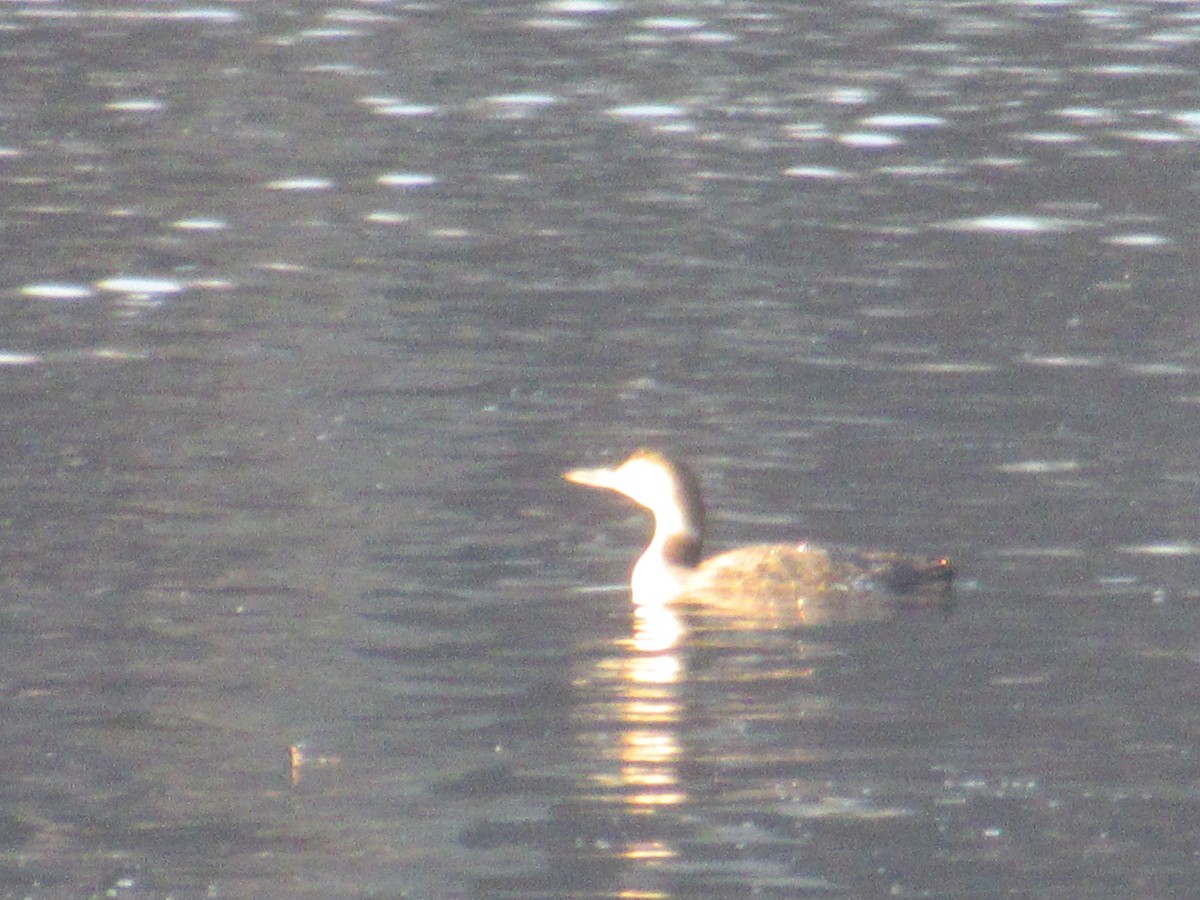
629 522 697 605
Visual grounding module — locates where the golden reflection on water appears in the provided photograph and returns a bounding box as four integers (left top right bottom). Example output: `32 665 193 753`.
572 593 853 893
632 603 685 654
615 604 686 810
580 599 687 862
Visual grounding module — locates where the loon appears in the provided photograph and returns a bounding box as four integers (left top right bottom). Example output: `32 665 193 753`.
565 449 954 621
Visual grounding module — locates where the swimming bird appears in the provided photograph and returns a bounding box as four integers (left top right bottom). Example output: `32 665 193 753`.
564 449 954 623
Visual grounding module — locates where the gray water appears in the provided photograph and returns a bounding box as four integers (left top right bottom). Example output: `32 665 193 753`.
2 1 1200 897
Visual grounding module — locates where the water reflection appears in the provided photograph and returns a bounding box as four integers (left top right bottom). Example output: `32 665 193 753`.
562 590 872 896
614 604 687 813
565 599 689 897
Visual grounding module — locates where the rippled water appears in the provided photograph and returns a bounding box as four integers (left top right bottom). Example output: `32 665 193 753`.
2 0 1200 897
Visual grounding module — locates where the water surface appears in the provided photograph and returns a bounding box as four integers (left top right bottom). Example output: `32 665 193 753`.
2 0 1200 896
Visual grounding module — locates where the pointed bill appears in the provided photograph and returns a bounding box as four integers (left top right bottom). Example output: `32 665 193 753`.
563 466 621 489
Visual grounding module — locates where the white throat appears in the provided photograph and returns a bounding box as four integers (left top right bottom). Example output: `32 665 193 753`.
630 531 694 605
